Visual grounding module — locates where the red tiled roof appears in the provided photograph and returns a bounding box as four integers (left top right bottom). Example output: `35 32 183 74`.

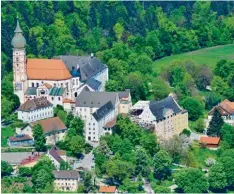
31 117 67 134
9 134 33 142
44 82 52 89
104 118 117 128
20 153 41 165
56 149 66 156
99 186 116 193
27 59 72 80
63 99 75 104
209 99 234 116
199 137 220 145
220 99 234 114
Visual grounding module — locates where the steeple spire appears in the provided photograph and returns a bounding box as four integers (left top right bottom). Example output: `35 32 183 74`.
14 16 23 33
11 16 26 48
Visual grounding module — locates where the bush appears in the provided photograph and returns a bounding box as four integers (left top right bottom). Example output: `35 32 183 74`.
194 118 206 133
180 128 191 137
205 158 216 167
18 167 32 177
180 97 204 121
84 143 93 154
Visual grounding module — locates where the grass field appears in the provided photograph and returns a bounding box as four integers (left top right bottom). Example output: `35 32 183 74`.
154 44 234 72
188 141 217 168
1 127 16 147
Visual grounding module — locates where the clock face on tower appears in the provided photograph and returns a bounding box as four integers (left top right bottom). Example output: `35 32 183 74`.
15 82 22 90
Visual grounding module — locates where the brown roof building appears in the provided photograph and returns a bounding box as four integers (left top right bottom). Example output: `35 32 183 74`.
27 59 72 80
18 97 53 112
199 137 220 148
31 117 67 134
53 170 80 192
99 186 117 193
209 99 234 116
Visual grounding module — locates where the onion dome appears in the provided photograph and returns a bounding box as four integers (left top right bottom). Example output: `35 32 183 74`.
11 19 26 49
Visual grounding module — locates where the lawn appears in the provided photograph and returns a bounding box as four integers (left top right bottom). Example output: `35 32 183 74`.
183 141 218 168
1 127 16 147
154 44 234 72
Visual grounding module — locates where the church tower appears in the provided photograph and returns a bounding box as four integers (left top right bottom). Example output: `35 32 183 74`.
11 17 27 104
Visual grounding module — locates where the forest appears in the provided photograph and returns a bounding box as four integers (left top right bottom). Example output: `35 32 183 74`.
1 1 234 119
1 1 234 193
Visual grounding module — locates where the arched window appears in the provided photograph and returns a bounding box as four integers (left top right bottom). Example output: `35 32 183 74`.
32 83 34 87
58 97 60 101
36 83 39 87
74 92 78 97
52 97 54 101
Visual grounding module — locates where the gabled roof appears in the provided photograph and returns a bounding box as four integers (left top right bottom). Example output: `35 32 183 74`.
27 59 72 80
118 89 130 100
18 97 53 112
54 55 107 82
49 87 65 96
86 78 101 91
9 134 33 142
48 146 64 163
53 170 80 179
76 91 118 108
25 87 37 95
93 101 114 122
31 117 67 134
209 99 234 116
149 96 182 120
199 137 220 145
99 186 116 193
219 99 234 114
104 117 117 128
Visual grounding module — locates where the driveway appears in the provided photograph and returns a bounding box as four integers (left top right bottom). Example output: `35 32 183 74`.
143 179 155 194
73 150 94 171
190 131 206 141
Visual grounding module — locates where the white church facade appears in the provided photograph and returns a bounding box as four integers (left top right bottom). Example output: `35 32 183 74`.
11 19 108 110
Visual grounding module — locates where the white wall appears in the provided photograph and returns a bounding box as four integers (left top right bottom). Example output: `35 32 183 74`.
93 68 108 91
139 105 156 123
18 106 54 123
47 152 60 170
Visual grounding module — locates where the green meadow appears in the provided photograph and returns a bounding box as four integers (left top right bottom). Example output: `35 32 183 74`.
154 44 234 72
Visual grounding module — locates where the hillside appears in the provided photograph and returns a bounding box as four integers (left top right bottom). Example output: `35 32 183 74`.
154 44 234 72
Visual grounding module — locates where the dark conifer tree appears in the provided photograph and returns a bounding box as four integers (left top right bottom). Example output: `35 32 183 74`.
207 108 224 137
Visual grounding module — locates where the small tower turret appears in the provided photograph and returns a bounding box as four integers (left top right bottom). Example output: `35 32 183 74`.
12 17 27 104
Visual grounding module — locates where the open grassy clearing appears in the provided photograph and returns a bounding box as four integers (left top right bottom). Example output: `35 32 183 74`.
1 127 15 147
154 44 234 72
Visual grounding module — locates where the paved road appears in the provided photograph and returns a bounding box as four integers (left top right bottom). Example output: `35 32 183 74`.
190 131 206 141
73 150 95 170
143 179 154 194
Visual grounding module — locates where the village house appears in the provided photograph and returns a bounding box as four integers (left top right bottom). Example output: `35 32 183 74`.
17 97 53 123
75 90 132 141
47 146 67 170
7 134 34 147
130 96 188 139
53 170 80 192
99 186 117 193
11 19 108 110
208 99 234 126
16 117 67 145
19 152 41 168
1 152 43 167
199 136 220 149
